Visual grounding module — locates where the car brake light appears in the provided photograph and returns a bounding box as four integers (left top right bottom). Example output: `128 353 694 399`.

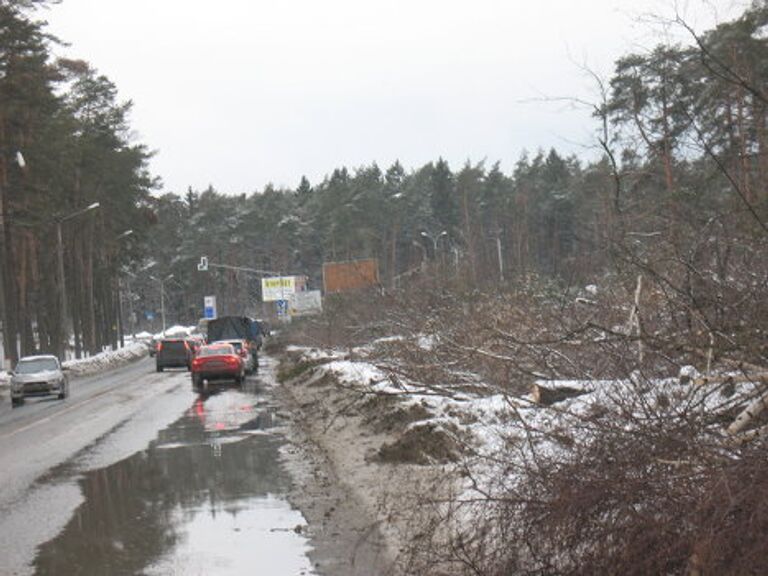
157 342 163 352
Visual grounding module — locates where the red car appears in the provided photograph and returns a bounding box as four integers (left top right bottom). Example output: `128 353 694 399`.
186 335 206 356
190 344 245 391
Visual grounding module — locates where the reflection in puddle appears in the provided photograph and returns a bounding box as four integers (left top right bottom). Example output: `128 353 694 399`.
145 496 312 576
34 388 315 576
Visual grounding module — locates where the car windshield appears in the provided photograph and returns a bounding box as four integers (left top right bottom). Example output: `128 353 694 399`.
16 358 59 373
199 346 234 357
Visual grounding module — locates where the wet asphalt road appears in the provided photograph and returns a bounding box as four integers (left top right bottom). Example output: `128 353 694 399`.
0 356 315 576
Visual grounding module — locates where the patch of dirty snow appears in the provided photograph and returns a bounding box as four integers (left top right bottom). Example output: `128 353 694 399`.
63 342 147 376
324 360 387 385
285 345 345 361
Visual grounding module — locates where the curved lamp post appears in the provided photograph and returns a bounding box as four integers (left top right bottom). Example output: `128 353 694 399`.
56 202 100 359
115 230 134 348
149 273 174 335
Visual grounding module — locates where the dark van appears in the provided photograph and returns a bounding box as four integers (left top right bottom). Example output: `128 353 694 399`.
156 339 192 372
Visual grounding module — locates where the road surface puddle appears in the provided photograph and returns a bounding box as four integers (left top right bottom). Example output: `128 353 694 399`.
33 385 316 576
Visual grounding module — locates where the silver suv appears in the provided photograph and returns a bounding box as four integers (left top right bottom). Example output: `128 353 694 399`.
10 355 69 407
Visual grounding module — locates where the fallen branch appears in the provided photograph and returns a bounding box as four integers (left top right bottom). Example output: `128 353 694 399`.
530 383 587 406
730 422 768 445
727 390 768 436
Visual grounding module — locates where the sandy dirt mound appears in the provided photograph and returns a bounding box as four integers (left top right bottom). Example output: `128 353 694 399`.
276 350 458 576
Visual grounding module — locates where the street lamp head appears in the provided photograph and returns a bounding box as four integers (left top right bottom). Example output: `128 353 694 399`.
420 231 429 239
60 201 101 223
439 230 448 238
116 229 134 240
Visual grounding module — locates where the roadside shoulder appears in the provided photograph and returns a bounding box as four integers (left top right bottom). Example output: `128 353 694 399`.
275 349 460 576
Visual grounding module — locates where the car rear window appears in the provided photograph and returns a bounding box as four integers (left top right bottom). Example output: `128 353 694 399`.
162 340 187 352
199 346 234 357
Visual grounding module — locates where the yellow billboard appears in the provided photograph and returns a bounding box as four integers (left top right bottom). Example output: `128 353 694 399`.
261 276 306 302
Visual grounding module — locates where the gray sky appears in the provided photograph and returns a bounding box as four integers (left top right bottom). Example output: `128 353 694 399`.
44 0 747 195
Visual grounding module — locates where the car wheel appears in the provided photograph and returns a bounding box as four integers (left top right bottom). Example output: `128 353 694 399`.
156 365 163 373
11 397 23 408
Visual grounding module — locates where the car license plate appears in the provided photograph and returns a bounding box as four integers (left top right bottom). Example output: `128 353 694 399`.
25 382 48 393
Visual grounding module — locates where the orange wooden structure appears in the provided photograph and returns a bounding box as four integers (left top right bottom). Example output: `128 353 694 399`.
322 258 379 293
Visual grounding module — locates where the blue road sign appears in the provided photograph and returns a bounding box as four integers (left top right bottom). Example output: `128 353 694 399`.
203 296 217 319
276 299 288 316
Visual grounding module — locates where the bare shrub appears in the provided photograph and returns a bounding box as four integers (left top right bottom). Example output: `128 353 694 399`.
280 207 768 575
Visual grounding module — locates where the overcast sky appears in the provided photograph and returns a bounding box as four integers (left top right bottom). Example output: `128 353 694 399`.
43 0 747 195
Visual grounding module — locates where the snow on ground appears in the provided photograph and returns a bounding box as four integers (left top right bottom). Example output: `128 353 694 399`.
291 343 515 455
61 324 197 376
156 325 195 338
416 334 437 350
0 326 198 392
0 341 151 393
285 345 345 362
288 338 765 498
63 342 148 375
324 360 388 386
284 336 768 574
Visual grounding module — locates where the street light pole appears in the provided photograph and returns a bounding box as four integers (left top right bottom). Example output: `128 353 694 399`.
496 236 505 283
55 202 100 360
421 230 449 260
115 230 133 348
420 231 437 257
412 241 427 272
56 221 67 360
116 276 124 348
122 270 139 338
150 273 174 335
160 279 166 334
452 246 460 278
